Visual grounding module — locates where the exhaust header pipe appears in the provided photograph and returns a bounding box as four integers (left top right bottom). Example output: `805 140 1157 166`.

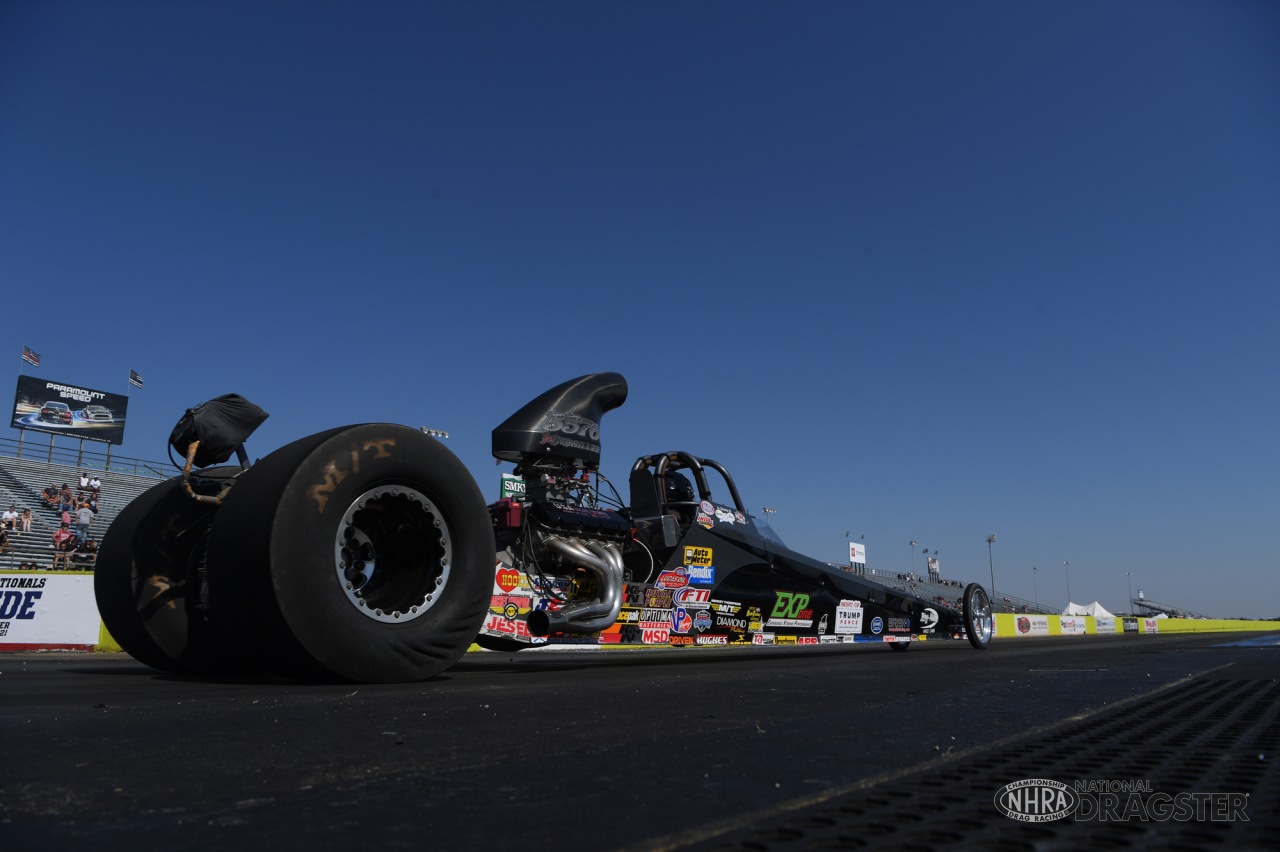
526 535 625 636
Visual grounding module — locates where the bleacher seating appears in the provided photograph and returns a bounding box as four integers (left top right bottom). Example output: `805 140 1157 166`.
0 454 168 570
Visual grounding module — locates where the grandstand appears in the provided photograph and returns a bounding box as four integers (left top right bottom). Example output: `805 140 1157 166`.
0 439 168 570
1130 596 1211 620
862 568 1060 615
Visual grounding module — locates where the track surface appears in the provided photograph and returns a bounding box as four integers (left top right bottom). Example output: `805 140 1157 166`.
2 633 1276 850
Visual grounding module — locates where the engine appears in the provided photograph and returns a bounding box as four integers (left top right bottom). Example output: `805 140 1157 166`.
490 373 632 637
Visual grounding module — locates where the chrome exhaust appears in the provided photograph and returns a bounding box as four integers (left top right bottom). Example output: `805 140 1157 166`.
526 535 625 636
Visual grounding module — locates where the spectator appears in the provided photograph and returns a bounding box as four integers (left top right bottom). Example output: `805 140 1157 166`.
57 484 74 514
0 526 8 553
1 504 16 530
42 484 58 507
61 505 73 528
20 507 32 532
87 494 99 514
79 471 90 492
74 500 94 544
89 474 102 495
72 537 99 566
52 524 75 568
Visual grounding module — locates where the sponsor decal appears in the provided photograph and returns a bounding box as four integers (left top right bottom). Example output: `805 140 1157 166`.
683 546 713 567
796 636 818 645
644 588 674 608
716 615 747 630
642 627 669 644
674 587 711 606
670 635 695 646
696 512 714 529
752 633 776 646
656 568 690 590
766 591 814 628
1017 616 1031 634
695 635 728 645
615 610 639 623
774 635 797 645
835 600 863 635
870 616 884 635
640 609 673 628
494 562 524 591
481 613 545 642
819 635 845 645
714 507 736 524
686 565 715 585
817 613 828 634
672 607 693 634
748 621 763 633
734 511 746 524
919 608 939 632
699 500 714 515
886 617 912 633
1144 619 1159 634
693 610 713 632
709 598 741 613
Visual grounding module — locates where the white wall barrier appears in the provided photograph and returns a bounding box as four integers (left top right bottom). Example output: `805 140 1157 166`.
0 571 101 650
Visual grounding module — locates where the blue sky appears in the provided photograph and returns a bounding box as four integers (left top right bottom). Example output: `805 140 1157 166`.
2 1 1277 617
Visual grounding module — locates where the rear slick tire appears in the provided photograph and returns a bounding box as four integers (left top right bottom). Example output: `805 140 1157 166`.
206 424 495 683
93 467 242 673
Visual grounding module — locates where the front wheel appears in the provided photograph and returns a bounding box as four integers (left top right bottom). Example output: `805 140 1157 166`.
963 582 993 649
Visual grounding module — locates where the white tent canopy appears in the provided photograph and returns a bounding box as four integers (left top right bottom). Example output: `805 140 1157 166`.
1062 601 1115 618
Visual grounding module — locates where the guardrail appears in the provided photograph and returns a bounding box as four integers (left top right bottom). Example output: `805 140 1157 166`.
0 434 169 477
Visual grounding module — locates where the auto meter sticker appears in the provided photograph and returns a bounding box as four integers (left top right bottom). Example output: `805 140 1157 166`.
870 616 884 635
920 608 940 632
683 546 713 567
835 600 863 634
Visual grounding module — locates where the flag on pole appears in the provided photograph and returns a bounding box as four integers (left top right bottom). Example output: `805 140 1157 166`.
128 370 144 389
21 346 40 367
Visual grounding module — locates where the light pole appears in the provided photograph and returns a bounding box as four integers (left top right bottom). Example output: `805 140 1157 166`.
420 427 450 439
986 534 997 600
1032 566 1039 609
909 540 919 576
1126 571 1134 615
1064 561 1072 604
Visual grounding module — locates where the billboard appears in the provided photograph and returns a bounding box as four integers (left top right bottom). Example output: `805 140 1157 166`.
848 542 866 564
11 375 129 445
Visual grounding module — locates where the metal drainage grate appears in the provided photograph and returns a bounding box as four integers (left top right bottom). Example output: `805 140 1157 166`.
678 676 1279 851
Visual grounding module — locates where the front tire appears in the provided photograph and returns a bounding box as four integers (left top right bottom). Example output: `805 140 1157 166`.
963 582 993 649
206 424 494 682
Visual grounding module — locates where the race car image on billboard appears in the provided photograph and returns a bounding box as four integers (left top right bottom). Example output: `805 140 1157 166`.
11 375 128 445
94 374 992 684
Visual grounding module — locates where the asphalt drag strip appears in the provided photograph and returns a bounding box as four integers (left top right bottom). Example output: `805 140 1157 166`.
1 632 1275 851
